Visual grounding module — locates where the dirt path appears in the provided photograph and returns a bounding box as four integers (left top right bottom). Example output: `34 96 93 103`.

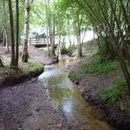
0 78 70 130
0 46 52 65
27 46 52 65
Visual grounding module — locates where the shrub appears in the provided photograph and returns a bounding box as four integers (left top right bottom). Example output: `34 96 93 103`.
61 45 76 55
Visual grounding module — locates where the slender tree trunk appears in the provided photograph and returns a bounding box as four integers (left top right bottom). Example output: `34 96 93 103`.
49 29 55 56
0 57 4 68
67 18 72 47
58 35 61 58
22 0 30 62
46 29 50 55
45 0 50 56
2 31 5 46
51 19 56 56
118 52 130 91
50 0 56 57
47 0 55 57
76 15 83 57
8 0 16 68
77 34 82 57
5 32 9 52
2 0 9 52
112 39 130 91
15 0 19 68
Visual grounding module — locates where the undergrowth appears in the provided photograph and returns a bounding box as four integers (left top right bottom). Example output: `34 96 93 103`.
69 55 119 82
0 60 44 86
25 60 43 75
61 45 76 55
99 79 127 104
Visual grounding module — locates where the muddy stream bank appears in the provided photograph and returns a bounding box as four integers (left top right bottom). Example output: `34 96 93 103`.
38 55 116 130
0 56 117 130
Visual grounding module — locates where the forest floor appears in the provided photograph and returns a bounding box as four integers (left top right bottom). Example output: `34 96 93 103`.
0 46 53 87
0 47 116 130
0 45 114 130
0 78 72 130
0 45 129 130
68 56 130 130
0 46 70 130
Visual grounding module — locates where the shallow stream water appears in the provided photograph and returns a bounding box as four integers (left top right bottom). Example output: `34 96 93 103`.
38 56 116 130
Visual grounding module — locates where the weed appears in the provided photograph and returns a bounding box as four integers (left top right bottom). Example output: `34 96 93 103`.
99 79 127 104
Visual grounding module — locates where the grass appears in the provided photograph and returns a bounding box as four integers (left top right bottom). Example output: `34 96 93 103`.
0 60 44 86
81 58 118 75
69 55 119 82
24 60 44 75
99 79 127 104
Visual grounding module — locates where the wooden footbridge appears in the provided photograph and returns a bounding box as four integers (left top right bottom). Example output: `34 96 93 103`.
29 38 58 48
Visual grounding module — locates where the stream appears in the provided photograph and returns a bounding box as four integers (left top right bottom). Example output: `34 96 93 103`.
38 56 116 130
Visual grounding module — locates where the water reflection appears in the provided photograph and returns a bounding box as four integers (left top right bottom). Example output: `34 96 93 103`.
39 65 116 130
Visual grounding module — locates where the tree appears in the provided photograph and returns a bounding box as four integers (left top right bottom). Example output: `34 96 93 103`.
45 0 50 56
8 0 16 68
15 0 19 67
75 0 130 91
47 0 56 57
8 0 20 68
2 0 9 52
22 0 34 62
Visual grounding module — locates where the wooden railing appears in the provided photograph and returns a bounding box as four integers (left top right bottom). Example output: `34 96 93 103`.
29 37 58 48
29 38 46 45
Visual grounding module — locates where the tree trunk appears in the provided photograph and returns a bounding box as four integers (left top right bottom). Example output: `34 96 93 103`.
2 31 5 46
51 0 56 57
77 15 83 57
0 57 4 68
48 0 55 57
8 0 16 68
49 30 55 56
118 52 130 91
45 0 50 56
22 0 30 62
15 0 19 68
113 40 130 91
2 0 9 52
67 18 72 47
46 30 50 56
5 32 9 52
122 44 130 65
77 34 82 57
